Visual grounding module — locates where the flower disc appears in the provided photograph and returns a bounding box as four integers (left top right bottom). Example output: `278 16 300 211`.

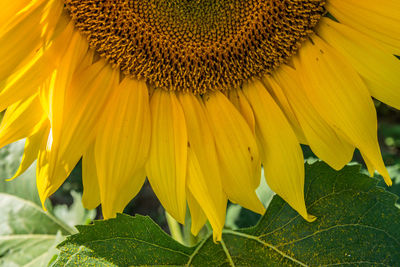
65 0 325 93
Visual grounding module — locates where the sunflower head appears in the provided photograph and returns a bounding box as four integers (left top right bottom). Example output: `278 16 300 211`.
65 0 324 93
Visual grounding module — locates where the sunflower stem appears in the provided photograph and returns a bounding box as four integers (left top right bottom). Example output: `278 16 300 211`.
165 211 184 245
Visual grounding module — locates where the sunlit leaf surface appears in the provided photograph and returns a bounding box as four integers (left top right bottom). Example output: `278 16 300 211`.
54 162 400 266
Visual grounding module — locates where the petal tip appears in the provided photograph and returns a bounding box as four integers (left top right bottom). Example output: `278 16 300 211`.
41 199 48 212
383 175 393 187
212 232 222 243
304 214 317 223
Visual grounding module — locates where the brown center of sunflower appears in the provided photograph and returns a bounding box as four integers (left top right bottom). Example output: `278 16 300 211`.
64 0 325 94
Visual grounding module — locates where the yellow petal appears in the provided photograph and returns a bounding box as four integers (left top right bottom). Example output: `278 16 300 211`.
8 121 49 181
82 143 100 210
262 76 307 144
36 128 51 210
228 89 256 133
179 93 227 241
37 60 119 206
362 152 376 178
243 80 314 221
318 18 400 110
0 94 47 148
146 89 187 224
39 78 52 118
95 78 150 218
0 52 48 112
38 24 77 117
39 0 64 42
0 0 45 27
0 2 44 79
186 189 207 237
203 91 265 215
0 0 62 81
0 21 74 112
48 30 88 134
0 0 59 35
273 65 354 170
295 36 391 185
326 0 400 54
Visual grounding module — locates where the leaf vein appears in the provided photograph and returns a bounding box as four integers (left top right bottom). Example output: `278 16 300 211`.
223 230 308 266
274 224 400 248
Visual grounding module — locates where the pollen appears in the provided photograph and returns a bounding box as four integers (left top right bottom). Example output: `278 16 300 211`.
65 0 325 94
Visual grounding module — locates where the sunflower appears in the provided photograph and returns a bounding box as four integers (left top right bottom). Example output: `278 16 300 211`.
1 0 399 241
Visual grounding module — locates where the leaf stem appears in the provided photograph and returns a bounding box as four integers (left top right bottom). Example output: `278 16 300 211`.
186 233 211 266
220 238 236 267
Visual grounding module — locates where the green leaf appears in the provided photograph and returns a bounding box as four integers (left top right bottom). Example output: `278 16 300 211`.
0 193 75 266
0 231 64 267
53 214 195 266
54 162 400 266
377 164 400 202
